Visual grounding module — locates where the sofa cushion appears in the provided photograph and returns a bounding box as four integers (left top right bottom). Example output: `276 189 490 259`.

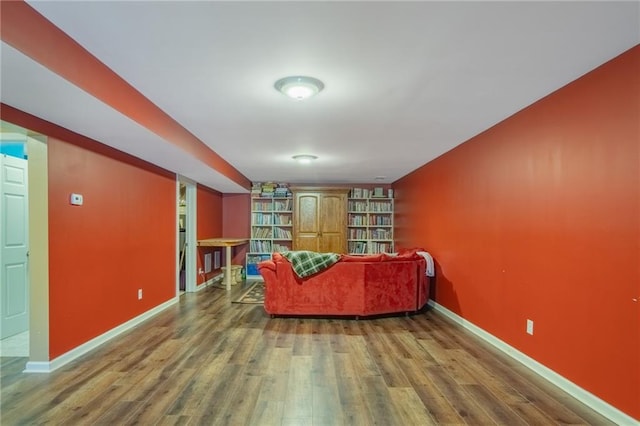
340 253 386 262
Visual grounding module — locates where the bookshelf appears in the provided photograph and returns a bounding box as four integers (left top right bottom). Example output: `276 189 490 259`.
347 188 394 254
246 183 293 279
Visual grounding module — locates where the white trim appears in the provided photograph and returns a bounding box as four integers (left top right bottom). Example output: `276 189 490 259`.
22 361 49 373
24 297 178 374
195 273 223 291
428 300 640 426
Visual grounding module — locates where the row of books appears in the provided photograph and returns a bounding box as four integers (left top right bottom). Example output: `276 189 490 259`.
273 214 292 225
273 199 292 211
348 201 368 212
368 201 393 212
250 240 272 253
247 254 271 265
349 187 393 199
348 232 393 240
349 229 367 239
252 199 275 211
370 229 392 239
348 241 368 254
272 227 292 239
348 241 395 254
273 242 292 252
251 213 273 225
369 242 394 253
348 200 393 211
252 227 273 238
369 215 392 226
348 215 392 226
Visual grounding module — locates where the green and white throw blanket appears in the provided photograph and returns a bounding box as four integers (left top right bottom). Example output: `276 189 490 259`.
281 250 341 278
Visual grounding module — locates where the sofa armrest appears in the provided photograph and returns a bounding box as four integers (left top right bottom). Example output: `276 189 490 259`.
257 260 276 273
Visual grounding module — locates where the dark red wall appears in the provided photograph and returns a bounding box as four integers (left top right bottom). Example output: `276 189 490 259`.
223 193 251 265
394 46 639 419
197 185 223 283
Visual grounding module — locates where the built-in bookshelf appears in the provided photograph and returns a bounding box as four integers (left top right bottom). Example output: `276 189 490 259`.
347 188 394 254
246 183 292 278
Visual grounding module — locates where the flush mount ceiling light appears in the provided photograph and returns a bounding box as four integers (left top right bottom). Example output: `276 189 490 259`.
275 76 324 100
292 154 318 164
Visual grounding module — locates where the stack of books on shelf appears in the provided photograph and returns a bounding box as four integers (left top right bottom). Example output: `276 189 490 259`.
260 182 276 197
274 184 291 198
251 182 262 196
252 182 291 198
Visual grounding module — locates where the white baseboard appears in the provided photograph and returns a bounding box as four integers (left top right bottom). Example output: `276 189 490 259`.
24 297 178 374
195 272 223 291
428 300 639 426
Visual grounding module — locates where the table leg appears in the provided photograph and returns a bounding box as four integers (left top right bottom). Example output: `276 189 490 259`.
225 245 232 291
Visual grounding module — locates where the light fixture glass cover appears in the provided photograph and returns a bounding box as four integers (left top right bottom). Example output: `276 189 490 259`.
292 154 318 164
275 76 324 100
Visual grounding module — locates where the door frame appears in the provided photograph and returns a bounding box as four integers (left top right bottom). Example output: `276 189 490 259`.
0 153 29 339
177 176 197 293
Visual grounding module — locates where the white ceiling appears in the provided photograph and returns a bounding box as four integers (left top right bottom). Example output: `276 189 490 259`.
2 1 638 193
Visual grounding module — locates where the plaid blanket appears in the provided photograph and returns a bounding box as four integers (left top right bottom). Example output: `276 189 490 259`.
281 250 341 278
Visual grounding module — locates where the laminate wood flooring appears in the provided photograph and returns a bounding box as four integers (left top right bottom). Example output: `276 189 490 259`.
0 282 615 425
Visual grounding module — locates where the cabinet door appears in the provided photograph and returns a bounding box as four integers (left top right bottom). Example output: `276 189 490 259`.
293 189 348 253
294 192 321 251
318 192 347 253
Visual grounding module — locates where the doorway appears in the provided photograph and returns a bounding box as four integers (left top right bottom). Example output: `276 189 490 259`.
177 177 196 294
0 123 32 358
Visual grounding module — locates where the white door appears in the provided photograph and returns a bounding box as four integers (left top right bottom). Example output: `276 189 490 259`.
0 154 29 339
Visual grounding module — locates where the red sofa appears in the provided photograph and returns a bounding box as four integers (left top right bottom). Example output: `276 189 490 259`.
258 250 428 317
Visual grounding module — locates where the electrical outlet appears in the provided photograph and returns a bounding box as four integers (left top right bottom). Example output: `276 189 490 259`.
198 268 204 275
138 289 143 300
526 319 534 335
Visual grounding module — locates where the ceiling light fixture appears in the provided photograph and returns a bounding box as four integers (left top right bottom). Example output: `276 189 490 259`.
275 76 324 100
292 154 318 164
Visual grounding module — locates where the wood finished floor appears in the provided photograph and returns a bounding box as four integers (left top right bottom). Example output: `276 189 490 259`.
1 282 614 425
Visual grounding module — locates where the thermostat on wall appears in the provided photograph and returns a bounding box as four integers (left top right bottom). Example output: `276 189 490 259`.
70 193 83 206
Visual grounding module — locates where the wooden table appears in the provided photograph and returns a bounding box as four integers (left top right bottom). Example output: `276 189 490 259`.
197 238 249 290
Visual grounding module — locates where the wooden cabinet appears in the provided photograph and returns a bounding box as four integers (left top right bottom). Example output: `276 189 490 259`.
292 187 349 253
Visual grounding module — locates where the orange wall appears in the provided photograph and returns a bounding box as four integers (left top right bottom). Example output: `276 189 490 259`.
197 185 223 283
394 46 639 419
48 138 177 359
1 105 180 360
